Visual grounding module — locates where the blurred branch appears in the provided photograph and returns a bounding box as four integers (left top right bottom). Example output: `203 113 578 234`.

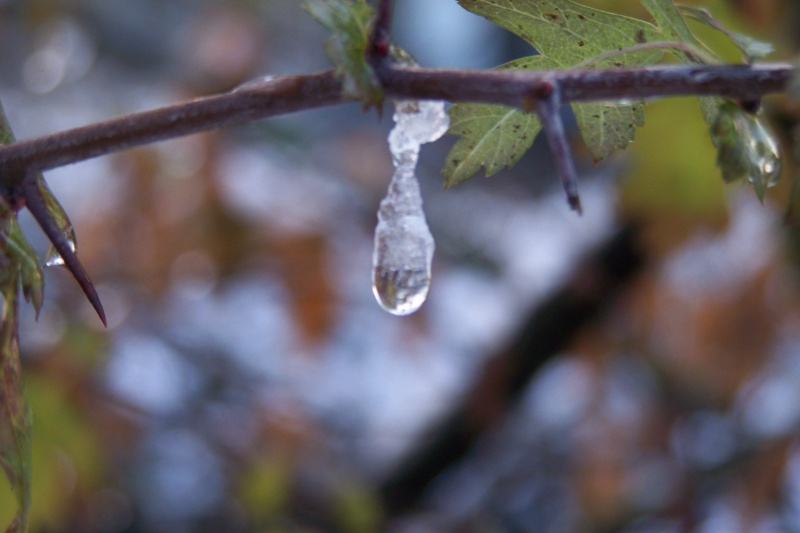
0 63 791 176
378 224 646 518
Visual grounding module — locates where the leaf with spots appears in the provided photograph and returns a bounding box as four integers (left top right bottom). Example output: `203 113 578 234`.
444 102 541 188
444 1 672 185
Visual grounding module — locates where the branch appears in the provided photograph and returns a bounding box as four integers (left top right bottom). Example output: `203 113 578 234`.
0 71 346 176
0 63 791 175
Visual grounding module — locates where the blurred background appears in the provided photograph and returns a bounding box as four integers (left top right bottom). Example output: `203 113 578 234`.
0 0 799 531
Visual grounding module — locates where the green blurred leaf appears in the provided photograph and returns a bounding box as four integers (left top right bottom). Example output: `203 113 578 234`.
303 0 382 106
0 107 33 533
3 219 44 317
238 456 290 520
640 0 710 58
335 482 381 533
622 98 726 217
25 373 105 532
678 5 773 63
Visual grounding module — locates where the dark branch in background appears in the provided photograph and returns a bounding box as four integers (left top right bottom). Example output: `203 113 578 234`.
0 64 791 176
367 0 394 64
378 224 646 519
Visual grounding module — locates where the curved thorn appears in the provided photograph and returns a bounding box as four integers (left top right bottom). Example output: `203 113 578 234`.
533 82 583 215
21 180 106 327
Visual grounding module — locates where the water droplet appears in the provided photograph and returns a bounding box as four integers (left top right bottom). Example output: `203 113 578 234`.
372 265 431 316
371 99 449 315
233 75 276 92
712 102 781 202
45 229 76 267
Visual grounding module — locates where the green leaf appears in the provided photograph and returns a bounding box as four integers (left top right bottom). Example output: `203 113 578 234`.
0 107 34 533
457 0 666 68
0 273 30 533
2 218 44 318
0 200 31 533
444 103 541 188
639 1 729 126
678 5 773 63
445 0 671 185
640 0 710 58
303 0 382 106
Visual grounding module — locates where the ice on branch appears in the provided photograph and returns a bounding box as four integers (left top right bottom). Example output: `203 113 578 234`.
372 100 449 316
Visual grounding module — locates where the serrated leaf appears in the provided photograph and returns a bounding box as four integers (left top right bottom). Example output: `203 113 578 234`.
445 2 669 185
640 0 726 126
444 104 541 187
572 101 645 160
640 0 708 57
458 0 666 68
303 0 382 106
678 5 773 64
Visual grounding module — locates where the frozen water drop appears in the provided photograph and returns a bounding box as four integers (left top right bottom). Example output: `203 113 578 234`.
371 99 448 316
372 265 430 316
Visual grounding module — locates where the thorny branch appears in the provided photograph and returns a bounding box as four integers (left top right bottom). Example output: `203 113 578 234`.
0 55 790 324
0 64 791 176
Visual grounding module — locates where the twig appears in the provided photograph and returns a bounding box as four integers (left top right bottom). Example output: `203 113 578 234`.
367 0 394 64
528 81 583 213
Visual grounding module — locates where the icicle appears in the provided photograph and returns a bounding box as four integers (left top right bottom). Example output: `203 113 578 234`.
372 100 449 316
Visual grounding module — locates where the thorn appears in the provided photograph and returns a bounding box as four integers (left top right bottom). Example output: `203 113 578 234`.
569 194 583 215
534 82 583 216
21 180 106 327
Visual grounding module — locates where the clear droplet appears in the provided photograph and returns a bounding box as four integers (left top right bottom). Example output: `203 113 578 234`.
711 102 781 202
372 99 449 315
233 75 276 92
373 265 431 316
45 229 76 267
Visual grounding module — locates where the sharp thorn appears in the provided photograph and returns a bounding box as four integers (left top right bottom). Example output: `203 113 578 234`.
22 181 106 327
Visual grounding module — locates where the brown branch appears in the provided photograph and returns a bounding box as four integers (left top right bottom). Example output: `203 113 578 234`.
0 71 346 176
0 63 791 176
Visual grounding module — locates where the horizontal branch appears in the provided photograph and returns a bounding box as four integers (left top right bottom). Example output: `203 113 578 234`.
0 62 792 175
0 71 346 177
379 63 793 106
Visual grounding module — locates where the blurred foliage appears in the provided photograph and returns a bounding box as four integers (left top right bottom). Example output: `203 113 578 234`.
303 0 382 106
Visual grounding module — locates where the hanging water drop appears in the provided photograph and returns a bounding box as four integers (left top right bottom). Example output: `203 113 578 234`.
711 101 781 202
44 228 77 268
372 99 449 316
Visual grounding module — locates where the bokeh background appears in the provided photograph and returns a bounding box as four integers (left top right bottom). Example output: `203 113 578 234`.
1 0 800 531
